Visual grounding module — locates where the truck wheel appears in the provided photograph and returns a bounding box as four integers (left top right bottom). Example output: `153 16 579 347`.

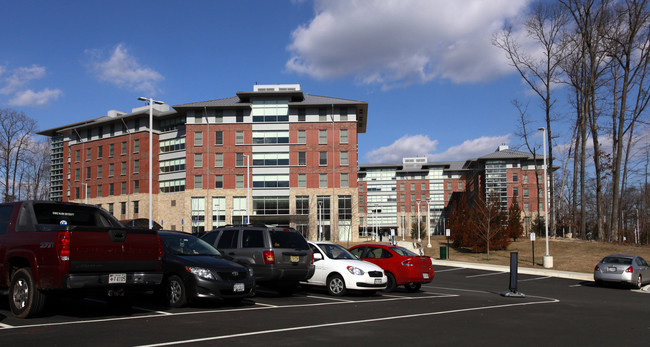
166 275 187 308
9 268 47 318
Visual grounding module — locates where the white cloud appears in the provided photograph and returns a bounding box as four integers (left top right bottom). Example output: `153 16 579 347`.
0 65 46 95
365 134 438 163
287 0 530 88
9 88 63 106
87 44 164 95
365 134 511 163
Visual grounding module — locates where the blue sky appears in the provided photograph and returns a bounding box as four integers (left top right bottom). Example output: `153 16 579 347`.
1 0 561 164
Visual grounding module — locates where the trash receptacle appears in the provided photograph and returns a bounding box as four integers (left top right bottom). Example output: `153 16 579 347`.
440 246 447 260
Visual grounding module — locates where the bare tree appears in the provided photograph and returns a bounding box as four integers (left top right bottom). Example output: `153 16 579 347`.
0 108 38 202
493 0 570 237
471 191 509 260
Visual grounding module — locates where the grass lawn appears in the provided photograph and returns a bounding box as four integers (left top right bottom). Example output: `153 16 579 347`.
346 235 650 274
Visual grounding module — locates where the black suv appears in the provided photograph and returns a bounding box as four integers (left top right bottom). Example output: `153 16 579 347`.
200 225 314 295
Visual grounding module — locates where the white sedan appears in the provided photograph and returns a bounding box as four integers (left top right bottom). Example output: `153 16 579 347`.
302 241 387 296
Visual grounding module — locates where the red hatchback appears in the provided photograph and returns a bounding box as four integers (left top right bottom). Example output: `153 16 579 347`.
348 244 434 292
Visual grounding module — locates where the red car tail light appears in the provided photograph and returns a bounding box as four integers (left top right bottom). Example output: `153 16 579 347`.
402 258 414 266
57 231 71 261
625 266 633 273
263 250 275 264
594 265 600 271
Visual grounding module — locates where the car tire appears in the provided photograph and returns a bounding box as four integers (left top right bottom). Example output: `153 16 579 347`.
383 272 396 293
404 283 422 292
635 275 643 290
9 267 47 318
166 275 188 308
327 274 346 296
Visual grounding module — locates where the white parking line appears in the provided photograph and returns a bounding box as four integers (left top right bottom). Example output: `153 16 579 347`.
305 295 353 302
252 302 278 308
466 271 507 278
518 276 551 282
136 297 560 346
435 268 466 273
0 323 14 329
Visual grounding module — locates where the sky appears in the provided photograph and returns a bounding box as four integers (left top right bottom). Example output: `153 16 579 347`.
1 0 569 165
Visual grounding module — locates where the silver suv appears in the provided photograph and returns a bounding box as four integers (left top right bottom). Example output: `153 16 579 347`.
200 225 314 295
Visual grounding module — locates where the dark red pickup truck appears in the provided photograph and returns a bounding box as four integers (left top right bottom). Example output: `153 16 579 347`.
0 200 163 318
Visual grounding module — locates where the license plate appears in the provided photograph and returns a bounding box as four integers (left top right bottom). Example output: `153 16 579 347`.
608 267 617 272
109 273 127 284
233 283 245 292
290 255 299 263
423 273 429 279
374 279 382 284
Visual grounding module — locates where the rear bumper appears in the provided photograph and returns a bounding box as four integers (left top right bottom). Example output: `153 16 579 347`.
594 271 633 284
64 272 163 289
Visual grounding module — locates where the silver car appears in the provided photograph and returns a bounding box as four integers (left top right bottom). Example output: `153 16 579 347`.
594 254 650 289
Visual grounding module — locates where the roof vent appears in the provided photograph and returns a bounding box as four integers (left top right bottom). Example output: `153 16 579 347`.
497 144 509 151
107 110 125 118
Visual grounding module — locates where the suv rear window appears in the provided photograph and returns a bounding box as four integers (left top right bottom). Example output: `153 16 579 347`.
33 204 118 227
269 230 308 249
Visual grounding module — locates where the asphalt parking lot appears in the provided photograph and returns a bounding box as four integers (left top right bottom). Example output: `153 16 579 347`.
1 264 649 346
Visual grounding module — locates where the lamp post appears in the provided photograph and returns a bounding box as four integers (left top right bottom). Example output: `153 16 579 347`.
374 203 379 241
538 127 553 268
138 97 164 230
318 201 323 241
243 154 250 224
416 200 421 242
426 198 432 248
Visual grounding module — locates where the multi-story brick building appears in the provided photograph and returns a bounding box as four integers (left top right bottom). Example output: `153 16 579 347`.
38 84 368 241
358 145 548 239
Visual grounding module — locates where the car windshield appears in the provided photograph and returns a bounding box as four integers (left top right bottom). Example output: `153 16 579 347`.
391 246 418 257
161 234 221 256
319 243 356 260
601 256 632 265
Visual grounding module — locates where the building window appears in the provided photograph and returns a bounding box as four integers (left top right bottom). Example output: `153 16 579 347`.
134 139 139 153
513 187 519 198
121 162 127 175
341 173 349 188
74 187 79 199
340 151 348 166
524 203 530 212
121 141 127 155
252 174 289 188
109 144 114 157
194 131 203 146
97 184 102 197
212 197 226 228
194 175 203 189
159 179 185 193
97 165 103 178
133 180 139 193
411 183 415 190
160 158 185 173
110 124 115 137
296 196 309 214
236 109 244 123
298 152 306 166
319 129 327 144
120 202 126 215
252 196 290 216
215 175 223 188
400 183 404 191
252 152 289 166
319 152 327 166
86 167 91 180
121 181 127 195
236 175 244 189
236 153 245 166
340 129 348 144
513 173 518 182
194 153 203 168
523 174 529 184
133 201 139 214
459 182 464 190
298 174 307 188
447 182 453 190
109 183 114 196
298 109 306 122
108 203 114 215
160 138 185 153
236 131 244 144
215 131 223 145
523 189 529 199
215 153 223 167
85 148 91 161
297 130 306 144
134 160 139 173
338 195 352 220
109 163 114 177
319 173 328 188
252 130 289 144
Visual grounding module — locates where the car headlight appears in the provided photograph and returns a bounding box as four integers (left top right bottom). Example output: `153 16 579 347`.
186 266 214 280
247 266 254 277
347 266 365 276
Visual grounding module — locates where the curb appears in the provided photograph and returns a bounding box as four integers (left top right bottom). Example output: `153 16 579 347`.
431 259 593 281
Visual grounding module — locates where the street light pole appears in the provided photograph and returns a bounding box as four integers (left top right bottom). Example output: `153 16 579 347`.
538 127 553 268
416 199 421 242
426 198 432 248
138 97 164 230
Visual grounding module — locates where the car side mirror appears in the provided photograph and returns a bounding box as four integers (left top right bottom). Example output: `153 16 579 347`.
314 253 323 261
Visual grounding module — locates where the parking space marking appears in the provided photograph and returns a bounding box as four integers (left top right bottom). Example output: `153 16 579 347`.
518 276 551 282
136 297 560 346
305 295 353 302
0 323 14 329
0 292 458 331
435 268 466 273
466 271 507 278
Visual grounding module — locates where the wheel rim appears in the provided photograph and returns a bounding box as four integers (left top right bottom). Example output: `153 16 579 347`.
169 280 182 304
637 275 642 289
329 277 344 294
12 278 29 310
